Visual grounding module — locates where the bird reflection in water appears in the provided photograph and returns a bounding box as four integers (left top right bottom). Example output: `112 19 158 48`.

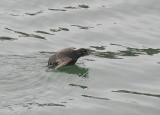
56 65 89 78
47 65 89 78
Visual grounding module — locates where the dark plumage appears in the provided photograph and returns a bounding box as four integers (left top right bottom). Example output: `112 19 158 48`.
48 47 89 69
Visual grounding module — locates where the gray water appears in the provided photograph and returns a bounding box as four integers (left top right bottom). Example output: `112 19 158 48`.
0 0 160 115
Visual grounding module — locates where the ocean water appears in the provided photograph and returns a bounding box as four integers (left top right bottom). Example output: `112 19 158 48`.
0 0 160 115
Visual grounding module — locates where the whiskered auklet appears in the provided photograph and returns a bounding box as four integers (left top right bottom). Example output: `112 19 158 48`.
48 47 89 69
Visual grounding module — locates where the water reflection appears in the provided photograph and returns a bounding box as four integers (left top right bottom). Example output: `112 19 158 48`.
5 28 45 39
3 102 65 111
70 25 94 30
48 4 90 13
64 4 89 9
50 27 69 32
48 8 66 11
25 10 43 16
35 103 65 107
35 30 54 35
90 45 160 59
39 51 56 54
64 6 77 9
90 46 106 50
89 49 121 59
113 90 160 98
78 4 89 9
82 95 110 101
48 65 89 78
6 13 19 16
69 84 88 89
118 47 160 56
0 36 17 41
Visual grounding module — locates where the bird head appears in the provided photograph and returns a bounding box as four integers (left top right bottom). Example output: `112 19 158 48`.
77 48 89 57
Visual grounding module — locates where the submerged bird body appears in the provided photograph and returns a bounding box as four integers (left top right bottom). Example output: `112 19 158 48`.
48 47 88 69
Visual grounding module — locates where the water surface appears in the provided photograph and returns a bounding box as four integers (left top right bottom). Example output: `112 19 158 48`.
0 0 160 115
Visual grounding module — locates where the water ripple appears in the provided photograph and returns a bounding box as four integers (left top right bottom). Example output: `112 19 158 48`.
54 65 89 78
70 25 94 30
0 36 17 41
25 10 43 16
5 28 45 39
48 8 66 11
90 45 160 59
82 95 110 101
69 84 88 89
6 13 20 16
34 30 54 35
113 90 160 98
50 27 69 32
64 4 89 9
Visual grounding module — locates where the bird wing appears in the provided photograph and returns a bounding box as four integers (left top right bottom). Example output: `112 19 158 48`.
58 47 76 53
55 57 72 69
